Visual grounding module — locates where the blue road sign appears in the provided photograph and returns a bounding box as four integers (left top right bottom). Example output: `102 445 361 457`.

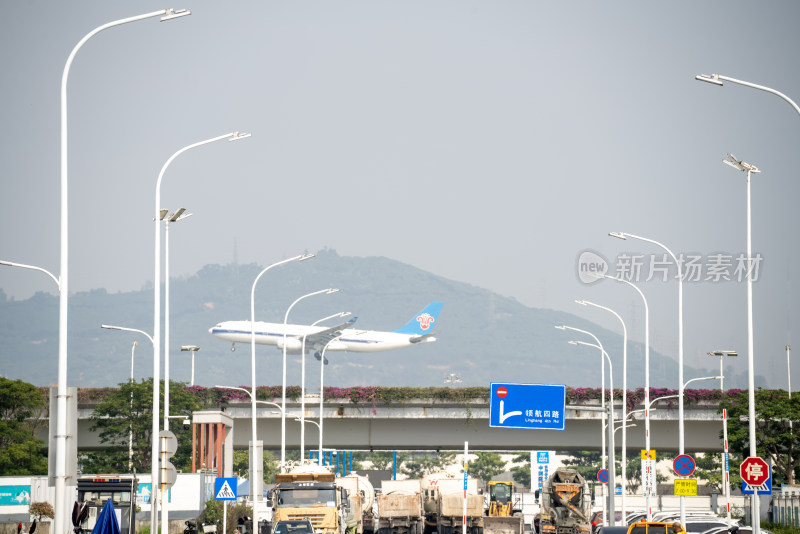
489 383 566 430
214 477 238 501
597 469 609 484
673 454 696 477
537 451 549 463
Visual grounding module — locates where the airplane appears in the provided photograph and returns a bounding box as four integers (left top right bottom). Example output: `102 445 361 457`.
209 302 443 362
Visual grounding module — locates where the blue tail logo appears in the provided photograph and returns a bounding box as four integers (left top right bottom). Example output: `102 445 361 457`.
393 302 443 335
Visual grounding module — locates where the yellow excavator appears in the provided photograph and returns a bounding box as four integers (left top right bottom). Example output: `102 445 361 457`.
484 482 523 534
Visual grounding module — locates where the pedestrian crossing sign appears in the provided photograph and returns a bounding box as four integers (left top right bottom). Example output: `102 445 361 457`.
214 477 237 501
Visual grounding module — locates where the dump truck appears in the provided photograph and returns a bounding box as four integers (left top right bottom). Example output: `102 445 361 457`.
376 479 425 534
434 478 485 534
270 465 351 534
536 467 591 534
483 481 524 534
420 472 455 534
337 474 376 534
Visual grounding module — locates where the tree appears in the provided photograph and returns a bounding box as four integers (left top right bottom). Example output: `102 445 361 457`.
364 451 406 471
29 502 55 521
0 378 48 475
401 451 457 479
82 379 202 473
509 453 530 488
561 450 605 482
468 452 506 485
693 451 743 493
722 388 800 484
200 499 253 534
232 449 280 484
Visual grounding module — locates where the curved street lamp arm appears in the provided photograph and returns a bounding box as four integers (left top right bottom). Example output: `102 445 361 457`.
0 260 60 289
696 74 800 118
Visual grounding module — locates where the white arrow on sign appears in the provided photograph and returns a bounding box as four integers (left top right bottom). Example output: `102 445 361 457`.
499 400 522 424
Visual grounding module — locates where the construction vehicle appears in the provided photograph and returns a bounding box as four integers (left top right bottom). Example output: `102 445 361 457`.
536 467 591 534
337 474 376 534
420 472 454 534
376 479 425 534
269 464 351 534
433 477 485 534
483 481 524 534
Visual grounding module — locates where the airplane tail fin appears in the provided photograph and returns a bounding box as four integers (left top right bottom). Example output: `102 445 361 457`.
392 302 443 335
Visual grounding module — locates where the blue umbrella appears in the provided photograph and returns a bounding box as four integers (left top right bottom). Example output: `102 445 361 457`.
91 499 120 534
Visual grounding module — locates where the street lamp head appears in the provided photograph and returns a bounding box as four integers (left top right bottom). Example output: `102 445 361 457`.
159 209 169 221
707 350 737 357
554 325 566 330
299 253 315 261
723 153 760 174
168 208 193 223
101 324 120 331
229 131 251 141
568 340 580 346
181 345 200 351
160 8 191 21
608 231 627 240
695 73 724 86
574 299 587 306
326 288 339 294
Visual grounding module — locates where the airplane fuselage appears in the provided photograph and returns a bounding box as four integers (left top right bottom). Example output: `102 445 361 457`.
209 321 436 353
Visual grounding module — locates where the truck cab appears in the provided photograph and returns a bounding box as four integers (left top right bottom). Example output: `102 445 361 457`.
270 471 350 534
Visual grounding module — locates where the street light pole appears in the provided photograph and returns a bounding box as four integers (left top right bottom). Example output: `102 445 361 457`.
568 339 616 525
161 208 192 534
575 299 629 517
708 350 738 527
556 325 614 525
58 12 189 533
300 312 350 460
154 132 248 534
180 345 201 387
130 341 138 471
599 273 652 519
318 336 343 465
291 417 322 463
695 73 784 532
609 230 685 524
281 289 339 471
721 156 761 517
163 208 192 431
100 324 155 527
249 254 313 528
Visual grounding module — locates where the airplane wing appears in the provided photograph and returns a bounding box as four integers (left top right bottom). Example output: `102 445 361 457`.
305 317 358 350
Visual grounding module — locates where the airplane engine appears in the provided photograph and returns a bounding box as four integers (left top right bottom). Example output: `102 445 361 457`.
275 338 302 352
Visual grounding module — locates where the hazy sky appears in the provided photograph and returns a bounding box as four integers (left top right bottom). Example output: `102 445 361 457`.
1 2 799 388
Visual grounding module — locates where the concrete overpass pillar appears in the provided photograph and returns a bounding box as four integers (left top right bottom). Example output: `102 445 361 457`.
190 411 233 477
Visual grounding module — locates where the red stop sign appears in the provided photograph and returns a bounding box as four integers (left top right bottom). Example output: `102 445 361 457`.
740 456 770 486
496 386 508 399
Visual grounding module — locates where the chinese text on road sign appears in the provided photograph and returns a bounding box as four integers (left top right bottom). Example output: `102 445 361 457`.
489 383 566 430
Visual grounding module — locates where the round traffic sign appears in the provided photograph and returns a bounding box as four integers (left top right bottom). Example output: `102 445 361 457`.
496 386 508 398
597 469 609 484
740 456 770 486
673 454 696 477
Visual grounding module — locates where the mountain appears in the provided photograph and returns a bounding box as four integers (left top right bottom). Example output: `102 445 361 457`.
0 249 750 389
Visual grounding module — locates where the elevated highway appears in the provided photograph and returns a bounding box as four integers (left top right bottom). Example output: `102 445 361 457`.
76 396 727 453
